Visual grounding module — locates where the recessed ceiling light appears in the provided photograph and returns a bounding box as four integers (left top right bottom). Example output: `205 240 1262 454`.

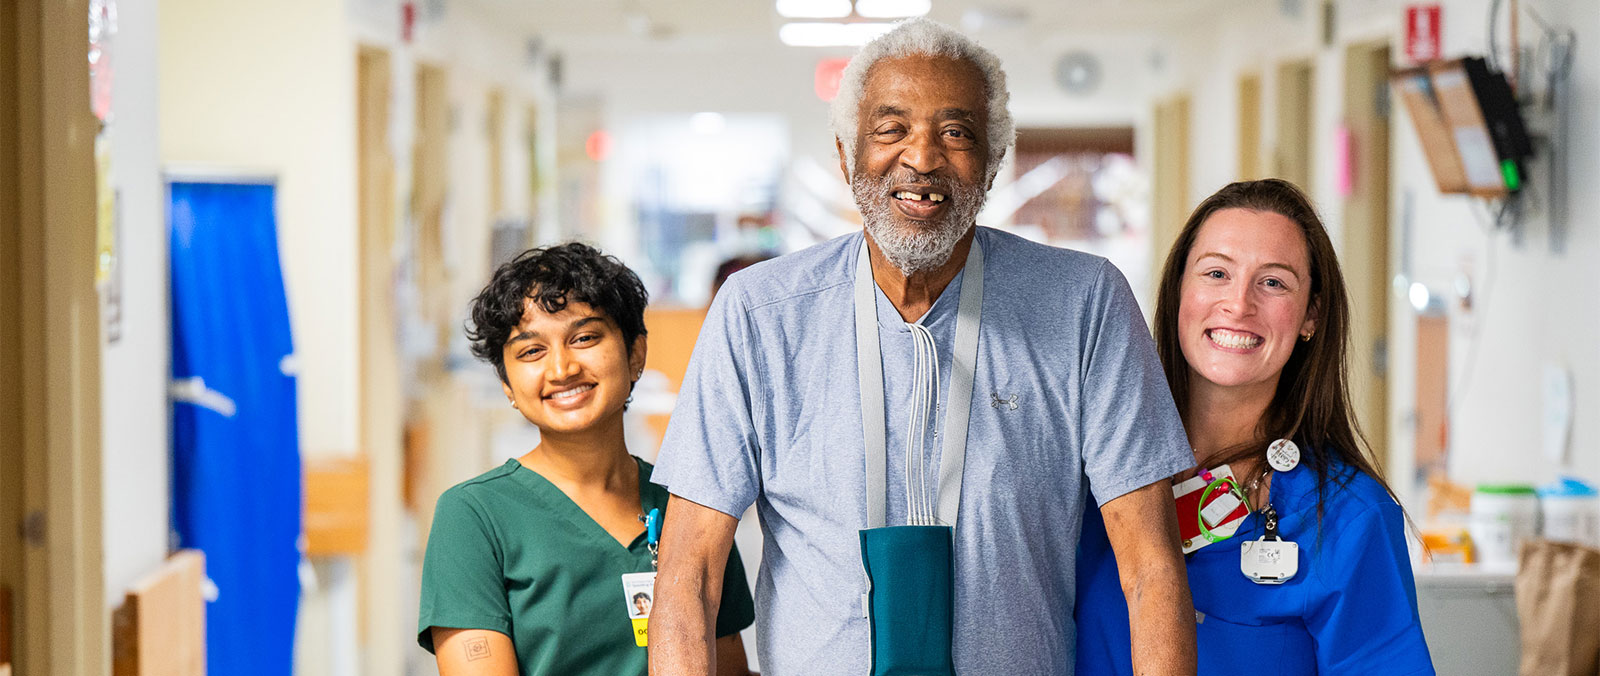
779 22 896 47
854 0 931 18
775 0 852 19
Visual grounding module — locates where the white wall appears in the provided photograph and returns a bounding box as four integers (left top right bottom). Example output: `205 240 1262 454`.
1154 0 1600 502
1426 0 1600 488
159 0 360 459
995 30 1161 129
102 0 172 607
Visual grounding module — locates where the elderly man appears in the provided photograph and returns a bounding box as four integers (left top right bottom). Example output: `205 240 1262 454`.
650 18 1196 676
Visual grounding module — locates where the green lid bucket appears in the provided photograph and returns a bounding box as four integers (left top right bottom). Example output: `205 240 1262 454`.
1476 483 1537 495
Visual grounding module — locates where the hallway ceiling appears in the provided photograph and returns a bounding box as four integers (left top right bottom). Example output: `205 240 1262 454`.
462 0 1236 49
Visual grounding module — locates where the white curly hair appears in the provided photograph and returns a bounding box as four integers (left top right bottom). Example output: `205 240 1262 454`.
829 17 1015 184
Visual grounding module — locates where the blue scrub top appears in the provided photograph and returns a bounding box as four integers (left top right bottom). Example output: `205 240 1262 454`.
1074 456 1435 675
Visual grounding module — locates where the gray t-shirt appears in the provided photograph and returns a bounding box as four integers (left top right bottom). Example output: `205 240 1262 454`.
652 227 1193 674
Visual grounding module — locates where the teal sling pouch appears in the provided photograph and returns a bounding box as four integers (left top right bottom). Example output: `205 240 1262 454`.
853 238 983 676
860 525 956 676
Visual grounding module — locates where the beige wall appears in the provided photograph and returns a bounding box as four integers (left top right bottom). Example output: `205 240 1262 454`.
159 0 360 458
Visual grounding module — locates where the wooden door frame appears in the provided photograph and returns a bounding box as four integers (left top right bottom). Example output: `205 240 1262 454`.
355 44 405 676
486 89 505 219
2 0 109 674
1342 39 1394 471
1150 94 1191 296
1237 73 1262 180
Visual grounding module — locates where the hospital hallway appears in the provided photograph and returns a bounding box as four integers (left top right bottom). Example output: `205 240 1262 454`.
3 0 1599 674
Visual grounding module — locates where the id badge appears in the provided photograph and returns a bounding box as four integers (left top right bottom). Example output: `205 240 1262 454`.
620 571 656 646
1239 537 1299 584
1173 465 1249 554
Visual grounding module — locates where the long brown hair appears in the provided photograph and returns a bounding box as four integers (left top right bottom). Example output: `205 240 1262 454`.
1154 179 1393 516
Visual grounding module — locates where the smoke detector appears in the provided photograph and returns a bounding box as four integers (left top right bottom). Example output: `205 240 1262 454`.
1055 51 1102 97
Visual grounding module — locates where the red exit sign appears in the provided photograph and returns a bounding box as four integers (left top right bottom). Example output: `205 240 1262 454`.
1406 5 1442 64
814 58 850 102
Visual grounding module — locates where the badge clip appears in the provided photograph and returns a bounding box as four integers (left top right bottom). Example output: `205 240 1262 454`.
642 507 662 570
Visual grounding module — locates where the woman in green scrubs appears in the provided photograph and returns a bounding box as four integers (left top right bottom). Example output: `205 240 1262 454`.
418 243 756 676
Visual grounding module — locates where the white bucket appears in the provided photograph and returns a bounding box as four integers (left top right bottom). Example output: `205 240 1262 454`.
1539 478 1600 548
1469 485 1540 567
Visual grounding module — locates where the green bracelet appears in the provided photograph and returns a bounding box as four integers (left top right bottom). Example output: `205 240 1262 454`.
1196 475 1253 544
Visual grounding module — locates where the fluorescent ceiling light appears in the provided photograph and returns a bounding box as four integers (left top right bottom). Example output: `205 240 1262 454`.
855 0 931 18
691 112 726 135
780 22 895 47
776 0 852 19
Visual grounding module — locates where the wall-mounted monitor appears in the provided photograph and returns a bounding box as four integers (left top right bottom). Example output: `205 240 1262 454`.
1391 57 1531 198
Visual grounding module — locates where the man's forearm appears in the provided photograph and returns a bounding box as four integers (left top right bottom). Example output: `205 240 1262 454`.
1102 480 1197 676
649 565 717 675
650 495 737 676
1124 550 1196 676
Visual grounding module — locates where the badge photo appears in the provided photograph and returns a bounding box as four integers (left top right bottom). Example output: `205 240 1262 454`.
620 571 657 646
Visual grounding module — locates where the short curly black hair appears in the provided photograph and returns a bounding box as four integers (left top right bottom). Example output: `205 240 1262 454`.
466 242 649 383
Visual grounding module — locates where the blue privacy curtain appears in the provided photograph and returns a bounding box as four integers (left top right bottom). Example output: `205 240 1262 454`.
169 180 301 676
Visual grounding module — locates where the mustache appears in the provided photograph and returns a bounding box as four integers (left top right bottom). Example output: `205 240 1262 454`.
860 170 962 192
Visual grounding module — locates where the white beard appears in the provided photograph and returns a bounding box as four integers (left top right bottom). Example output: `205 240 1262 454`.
853 171 987 275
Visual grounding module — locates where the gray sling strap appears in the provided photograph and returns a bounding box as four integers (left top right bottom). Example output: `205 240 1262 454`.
855 235 985 530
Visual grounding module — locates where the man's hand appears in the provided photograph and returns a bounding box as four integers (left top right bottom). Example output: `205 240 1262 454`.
431 628 518 676
714 633 755 676
1101 479 1197 676
649 494 740 676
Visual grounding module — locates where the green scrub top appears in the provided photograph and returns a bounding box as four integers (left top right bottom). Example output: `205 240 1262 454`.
417 456 756 676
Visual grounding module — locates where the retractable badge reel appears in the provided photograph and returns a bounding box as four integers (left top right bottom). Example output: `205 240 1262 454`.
619 507 663 647
1241 439 1300 584
1240 506 1298 584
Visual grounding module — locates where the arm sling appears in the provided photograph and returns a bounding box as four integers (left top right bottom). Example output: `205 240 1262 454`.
854 237 983 676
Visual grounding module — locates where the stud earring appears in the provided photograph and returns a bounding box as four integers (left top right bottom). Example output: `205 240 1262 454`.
1300 331 1314 342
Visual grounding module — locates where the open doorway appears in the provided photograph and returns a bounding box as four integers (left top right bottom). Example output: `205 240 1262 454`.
1008 127 1137 242
1006 126 1152 299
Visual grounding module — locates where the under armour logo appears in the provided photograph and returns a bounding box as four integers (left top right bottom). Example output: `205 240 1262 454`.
990 392 1018 410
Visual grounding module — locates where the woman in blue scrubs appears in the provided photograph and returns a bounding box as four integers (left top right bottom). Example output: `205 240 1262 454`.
1075 179 1434 675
